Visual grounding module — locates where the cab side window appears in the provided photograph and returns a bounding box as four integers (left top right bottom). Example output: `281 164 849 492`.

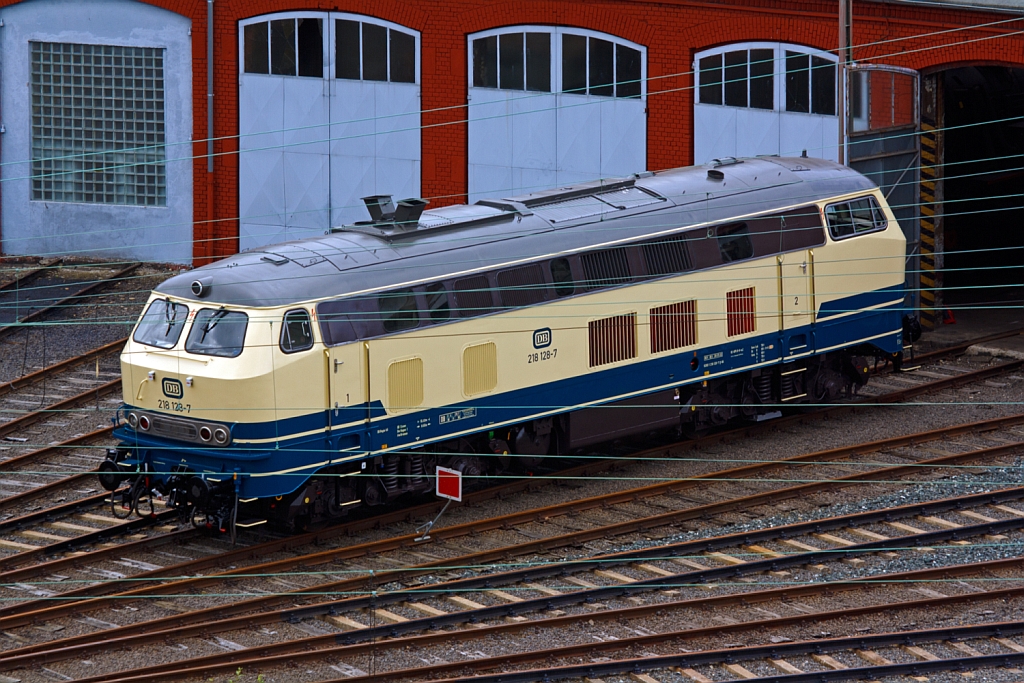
825 196 888 240
280 309 314 353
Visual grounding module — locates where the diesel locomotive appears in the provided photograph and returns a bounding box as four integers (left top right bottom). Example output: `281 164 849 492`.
99 156 915 537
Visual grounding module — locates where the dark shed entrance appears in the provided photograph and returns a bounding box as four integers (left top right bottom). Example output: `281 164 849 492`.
935 66 1024 317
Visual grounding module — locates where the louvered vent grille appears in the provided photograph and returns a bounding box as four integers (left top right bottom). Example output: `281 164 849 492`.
642 237 692 276
580 249 631 290
453 276 495 317
497 264 546 308
463 342 498 396
387 358 424 410
589 313 637 367
650 300 697 353
726 287 756 336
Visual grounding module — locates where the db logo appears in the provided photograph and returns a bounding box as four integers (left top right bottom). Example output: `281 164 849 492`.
532 328 552 349
162 378 184 399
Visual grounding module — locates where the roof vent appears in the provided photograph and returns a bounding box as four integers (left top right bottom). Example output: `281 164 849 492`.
707 169 725 180
393 198 429 230
712 157 743 168
362 195 396 222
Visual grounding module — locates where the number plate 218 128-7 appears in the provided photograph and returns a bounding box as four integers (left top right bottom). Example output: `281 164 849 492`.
527 348 557 364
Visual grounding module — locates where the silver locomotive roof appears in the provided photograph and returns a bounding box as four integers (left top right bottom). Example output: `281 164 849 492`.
156 157 876 308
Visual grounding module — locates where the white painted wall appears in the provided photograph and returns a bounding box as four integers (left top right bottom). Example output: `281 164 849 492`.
467 27 647 203
693 42 839 165
238 12 420 250
0 0 193 263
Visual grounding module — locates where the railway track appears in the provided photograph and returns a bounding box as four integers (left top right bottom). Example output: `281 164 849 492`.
332 619 1024 683
0 261 140 341
23 475 1024 681
3 403 1024 680
0 330 1018 680
0 341 1009 586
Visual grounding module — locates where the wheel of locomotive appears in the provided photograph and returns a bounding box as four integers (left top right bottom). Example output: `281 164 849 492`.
133 482 156 517
110 487 134 519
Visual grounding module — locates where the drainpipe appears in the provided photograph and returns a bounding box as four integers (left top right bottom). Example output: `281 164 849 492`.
837 0 851 165
206 0 214 261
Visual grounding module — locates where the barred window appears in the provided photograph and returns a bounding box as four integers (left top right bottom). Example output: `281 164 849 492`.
31 42 166 206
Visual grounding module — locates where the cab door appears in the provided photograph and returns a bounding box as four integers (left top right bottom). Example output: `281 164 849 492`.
327 341 369 432
778 250 815 334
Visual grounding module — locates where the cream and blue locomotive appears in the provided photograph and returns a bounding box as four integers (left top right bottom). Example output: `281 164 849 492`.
99 156 914 533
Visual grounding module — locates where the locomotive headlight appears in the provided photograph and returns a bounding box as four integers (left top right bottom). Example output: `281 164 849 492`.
138 415 151 431
213 428 229 445
126 412 139 429
198 426 213 442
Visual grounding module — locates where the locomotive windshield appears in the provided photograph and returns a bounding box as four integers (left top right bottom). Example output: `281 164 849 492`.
185 309 249 358
133 299 189 349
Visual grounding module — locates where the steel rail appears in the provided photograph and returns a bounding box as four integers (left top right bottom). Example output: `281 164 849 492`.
110 582 1024 683
0 426 116 516
0 337 125 399
9 441 1024 665
34 510 1024 681
30 555 1015 679
0 457 620 617
0 258 62 294
910 325 1024 363
0 262 141 341
348 621 1024 683
1 406 1020 638
0 377 120 440
2 403 1019 631
0 358 1015 651
0 504 176 573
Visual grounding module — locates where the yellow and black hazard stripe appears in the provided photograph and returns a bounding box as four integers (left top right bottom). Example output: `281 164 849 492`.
919 123 938 328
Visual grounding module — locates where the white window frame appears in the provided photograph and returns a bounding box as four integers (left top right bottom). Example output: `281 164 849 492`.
238 11 420 85
468 25 646 99
694 42 836 115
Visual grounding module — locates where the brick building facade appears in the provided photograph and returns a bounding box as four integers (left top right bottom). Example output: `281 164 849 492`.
0 0 1021 268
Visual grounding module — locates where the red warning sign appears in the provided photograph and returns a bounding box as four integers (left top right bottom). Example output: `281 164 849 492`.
435 466 462 502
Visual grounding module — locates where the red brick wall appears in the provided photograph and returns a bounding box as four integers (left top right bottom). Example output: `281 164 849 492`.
2 0 1021 263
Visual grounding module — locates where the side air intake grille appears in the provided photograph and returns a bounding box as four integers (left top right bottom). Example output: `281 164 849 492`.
726 287 756 337
642 236 692 276
650 300 697 353
589 313 637 367
580 248 632 290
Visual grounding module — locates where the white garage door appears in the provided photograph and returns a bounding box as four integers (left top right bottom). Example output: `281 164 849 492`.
693 43 839 164
468 27 646 203
239 12 420 249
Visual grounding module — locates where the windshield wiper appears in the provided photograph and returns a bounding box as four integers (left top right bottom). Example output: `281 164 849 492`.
163 299 178 336
199 309 229 343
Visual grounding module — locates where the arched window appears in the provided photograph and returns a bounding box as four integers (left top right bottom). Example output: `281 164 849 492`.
238 12 420 249
467 27 647 202
693 43 838 163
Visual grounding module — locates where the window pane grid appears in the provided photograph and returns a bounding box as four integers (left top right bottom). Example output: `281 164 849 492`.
472 30 639 98
698 45 836 115
31 42 166 206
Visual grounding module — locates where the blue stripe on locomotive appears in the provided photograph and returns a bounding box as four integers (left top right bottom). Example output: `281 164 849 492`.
115 286 905 500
